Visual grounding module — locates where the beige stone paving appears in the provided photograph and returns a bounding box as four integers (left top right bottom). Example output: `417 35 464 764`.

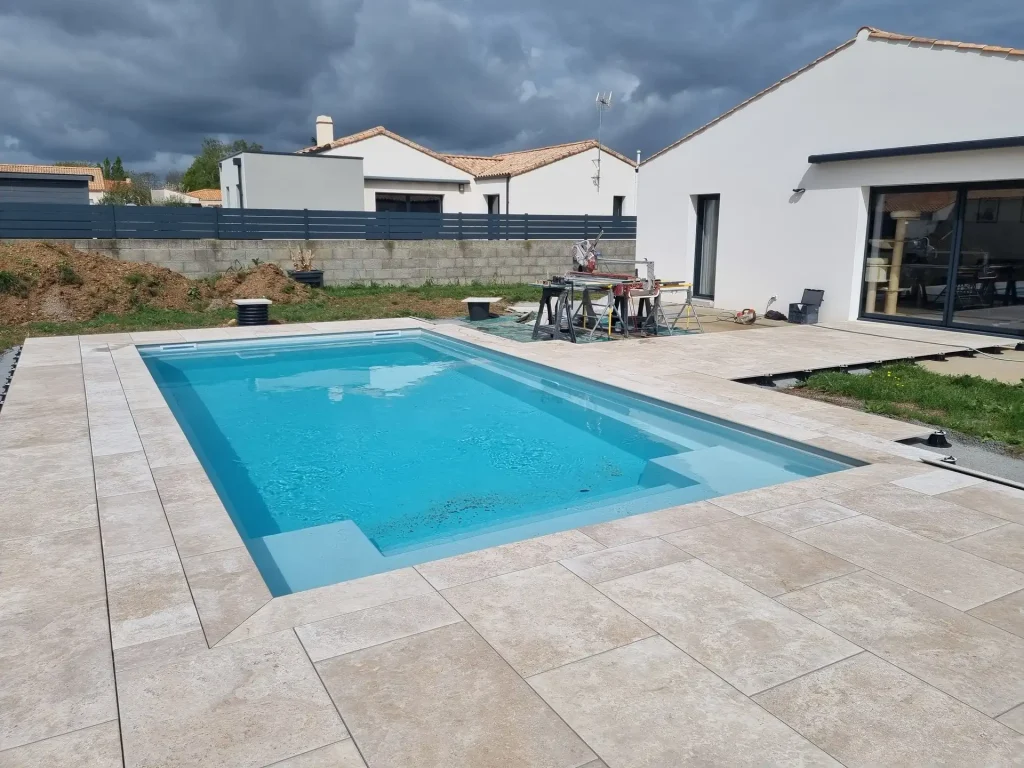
1 319 1023 766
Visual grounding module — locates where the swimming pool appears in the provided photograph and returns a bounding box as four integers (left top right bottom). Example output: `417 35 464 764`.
141 330 856 595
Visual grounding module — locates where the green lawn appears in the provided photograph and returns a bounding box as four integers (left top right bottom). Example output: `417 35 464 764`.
0 282 543 353
797 361 1024 451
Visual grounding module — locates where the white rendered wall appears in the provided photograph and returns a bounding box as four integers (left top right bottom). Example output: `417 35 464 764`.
638 33 1024 321
508 150 636 216
362 178 485 214
323 135 472 184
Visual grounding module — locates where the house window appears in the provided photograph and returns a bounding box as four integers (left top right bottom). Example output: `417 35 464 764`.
694 195 720 299
485 194 500 214
375 193 442 213
612 196 625 217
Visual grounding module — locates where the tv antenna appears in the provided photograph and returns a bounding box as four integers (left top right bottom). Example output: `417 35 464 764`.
593 91 612 190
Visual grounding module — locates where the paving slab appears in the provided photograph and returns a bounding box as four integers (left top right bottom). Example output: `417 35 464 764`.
529 636 839 767
1000 704 1024 735
93 450 156 498
952 523 1024 572
443 562 654 676
118 630 346 768
754 653 1024 767
709 477 846 516
579 500 734 547
0 720 121 768
151 463 244 557
181 546 272 646
599 560 860 694
969 589 1024 638
296 594 461 663
749 499 860 534
271 739 367 767
795 515 1024 610
779 570 1024 716
318 622 595 768
663 517 859 596
97 490 174 558
559 538 692 584
414 529 603 589
892 468 985 495
937 481 1024 525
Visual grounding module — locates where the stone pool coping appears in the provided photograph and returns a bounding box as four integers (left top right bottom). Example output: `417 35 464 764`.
6 317 1024 766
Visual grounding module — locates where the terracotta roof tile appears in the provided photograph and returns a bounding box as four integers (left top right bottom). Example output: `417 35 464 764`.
299 127 635 178
644 27 1024 165
0 163 105 191
188 188 221 201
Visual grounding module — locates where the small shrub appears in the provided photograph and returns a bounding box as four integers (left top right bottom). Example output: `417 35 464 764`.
56 260 83 286
124 272 146 287
0 270 29 297
281 282 295 294
251 257 262 267
186 284 202 302
290 246 316 272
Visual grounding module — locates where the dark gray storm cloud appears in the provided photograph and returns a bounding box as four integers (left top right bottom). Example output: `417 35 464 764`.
1 0 1022 174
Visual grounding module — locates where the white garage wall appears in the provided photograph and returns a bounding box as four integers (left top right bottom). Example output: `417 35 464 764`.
508 150 636 216
638 31 1024 321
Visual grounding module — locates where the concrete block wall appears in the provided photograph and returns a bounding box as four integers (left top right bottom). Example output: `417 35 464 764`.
60 238 637 286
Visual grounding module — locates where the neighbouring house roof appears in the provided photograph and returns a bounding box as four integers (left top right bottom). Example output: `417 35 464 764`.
299 126 635 179
0 163 105 191
102 179 132 192
644 27 1024 165
188 188 222 201
462 140 636 179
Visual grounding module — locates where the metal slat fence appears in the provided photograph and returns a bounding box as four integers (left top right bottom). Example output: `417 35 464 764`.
0 204 636 241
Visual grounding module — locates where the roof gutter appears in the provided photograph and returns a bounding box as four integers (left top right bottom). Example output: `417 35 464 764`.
808 135 1024 164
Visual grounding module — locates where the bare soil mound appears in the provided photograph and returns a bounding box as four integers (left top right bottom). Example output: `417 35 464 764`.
0 242 309 324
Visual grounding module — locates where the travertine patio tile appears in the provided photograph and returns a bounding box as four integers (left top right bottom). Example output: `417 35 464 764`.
0 406 90 450
151 463 243 557
953 523 1024 571
0 439 93 485
754 653 1024 767
119 631 345 768
0 600 116 752
93 450 156 498
664 517 859 596
559 537 691 584
317 622 595 768
825 461 931 490
937 482 1024 524
414 529 603 589
779 570 1024 716
121 379 168 410
3 362 83 406
296 594 461 662
220 568 434 645
88 409 145 456
129 330 186 344
579 500 734 547
443 563 654 676
529 636 839 768
599 560 859 694
1000 704 1024 735
795 515 1024 610
106 546 201 651
271 739 366 767
749 499 859 533
132 406 199 468
969 589 1024 638
113 628 209 673
710 477 846 516
0 472 96 541
18 336 81 367
0 527 105 620
97 490 174 557
892 468 984 495
181 546 273 646
0 720 121 768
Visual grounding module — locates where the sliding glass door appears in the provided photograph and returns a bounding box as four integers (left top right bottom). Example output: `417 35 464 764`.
694 195 720 299
860 182 1024 337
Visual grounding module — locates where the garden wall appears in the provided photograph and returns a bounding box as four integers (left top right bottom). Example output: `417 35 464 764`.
54 238 637 286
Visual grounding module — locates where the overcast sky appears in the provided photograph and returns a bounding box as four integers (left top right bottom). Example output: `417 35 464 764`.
2 1 1022 176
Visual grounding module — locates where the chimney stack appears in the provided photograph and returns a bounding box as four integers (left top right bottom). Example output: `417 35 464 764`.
315 115 334 146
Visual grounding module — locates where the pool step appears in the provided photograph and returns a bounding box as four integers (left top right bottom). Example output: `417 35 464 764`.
641 446 802 495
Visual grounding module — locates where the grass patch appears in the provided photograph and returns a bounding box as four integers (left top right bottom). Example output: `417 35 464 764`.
0 282 543 353
798 361 1024 450
0 270 30 297
56 259 83 286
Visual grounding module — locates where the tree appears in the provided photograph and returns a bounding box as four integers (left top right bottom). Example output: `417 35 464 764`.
181 138 262 192
54 160 96 167
110 156 127 181
163 169 184 191
100 157 112 179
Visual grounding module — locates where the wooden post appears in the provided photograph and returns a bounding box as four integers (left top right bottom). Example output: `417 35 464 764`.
883 211 918 315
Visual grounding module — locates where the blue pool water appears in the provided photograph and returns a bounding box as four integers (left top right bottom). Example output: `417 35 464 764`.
141 330 856 595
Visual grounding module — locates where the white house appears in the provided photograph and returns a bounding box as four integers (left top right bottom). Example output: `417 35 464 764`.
298 120 637 217
638 27 1024 337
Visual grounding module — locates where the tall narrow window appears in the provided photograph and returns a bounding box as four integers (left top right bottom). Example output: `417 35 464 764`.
485 194 500 214
694 195 720 299
612 196 625 217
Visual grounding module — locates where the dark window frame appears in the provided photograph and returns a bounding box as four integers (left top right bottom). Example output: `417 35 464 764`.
374 192 443 213
693 194 720 300
858 179 1024 337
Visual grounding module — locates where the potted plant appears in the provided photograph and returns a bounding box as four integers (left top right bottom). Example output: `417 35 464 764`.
287 246 323 288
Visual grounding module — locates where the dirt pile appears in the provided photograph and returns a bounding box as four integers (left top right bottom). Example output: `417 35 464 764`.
0 242 310 324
